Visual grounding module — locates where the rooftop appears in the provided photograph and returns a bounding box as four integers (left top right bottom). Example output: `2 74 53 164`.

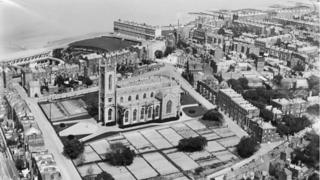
69 36 140 52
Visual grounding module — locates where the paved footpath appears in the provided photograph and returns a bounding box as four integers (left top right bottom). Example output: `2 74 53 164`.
13 83 82 180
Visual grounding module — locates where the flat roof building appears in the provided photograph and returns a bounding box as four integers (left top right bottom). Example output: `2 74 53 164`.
114 19 162 40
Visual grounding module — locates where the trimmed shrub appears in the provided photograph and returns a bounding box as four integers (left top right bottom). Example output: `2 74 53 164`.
202 109 224 123
177 136 207 152
105 143 135 166
95 171 115 180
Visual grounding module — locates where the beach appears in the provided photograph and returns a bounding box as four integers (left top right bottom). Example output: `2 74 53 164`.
0 0 314 59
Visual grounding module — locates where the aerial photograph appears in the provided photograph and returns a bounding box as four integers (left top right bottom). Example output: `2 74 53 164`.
0 0 319 180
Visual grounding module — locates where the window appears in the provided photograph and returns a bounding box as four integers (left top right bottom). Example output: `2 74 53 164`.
133 109 137 122
155 106 160 117
108 98 112 102
108 109 112 121
128 96 131 101
136 94 139 100
120 97 124 103
124 111 129 123
150 92 154 98
140 108 144 120
143 93 147 99
108 75 113 90
166 100 172 114
241 46 244 53
148 107 152 118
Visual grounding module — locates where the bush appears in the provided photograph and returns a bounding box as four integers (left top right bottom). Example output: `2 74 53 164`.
154 50 163 59
6 139 17 146
177 136 207 152
106 143 135 166
63 139 84 159
194 167 204 175
15 159 25 171
276 115 311 136
202 109 223 122
236 136 259 158
60 123 66 128
306 104 320 116
95 171 115 180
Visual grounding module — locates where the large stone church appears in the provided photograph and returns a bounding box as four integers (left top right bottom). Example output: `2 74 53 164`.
98 54 181 127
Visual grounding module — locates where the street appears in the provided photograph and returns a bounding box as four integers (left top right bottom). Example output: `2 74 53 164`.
13 83 82 180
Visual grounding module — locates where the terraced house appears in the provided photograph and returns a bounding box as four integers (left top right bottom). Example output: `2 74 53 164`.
216 88 260 130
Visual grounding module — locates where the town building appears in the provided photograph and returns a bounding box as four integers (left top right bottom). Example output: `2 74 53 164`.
232 36 259 55
249 117 280 143
254 34 294 52
197 76 220 105
217 88 260 130
114 19 162 40
265 45 293 62
99 55 181 127
255 56 265 72
271 98 307 117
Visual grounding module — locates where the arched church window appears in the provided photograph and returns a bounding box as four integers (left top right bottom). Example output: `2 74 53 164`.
166 100 172 114
108 109 112 121
124 111 129 123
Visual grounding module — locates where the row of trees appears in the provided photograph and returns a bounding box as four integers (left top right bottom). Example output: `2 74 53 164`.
54 75 93 88
242 88 289 109
275 115 311 136
227 77 249 93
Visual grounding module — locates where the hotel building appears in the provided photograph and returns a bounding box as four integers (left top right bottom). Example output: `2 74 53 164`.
114 20 162 40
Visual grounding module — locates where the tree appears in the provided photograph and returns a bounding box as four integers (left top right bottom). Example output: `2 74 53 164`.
63 138 84 159
106 143 135 166
274 38 282 46
238 77 249 89
276 115 311 136
308 75 320 96
177 136 207 152
54 75 65 87
83 76 93 86
95 171 115 180
247 53 258 61
154 50 163 59
192 47 197 55
164 47 174 57
273 74 283 85
293 62 305 72
260 109 274 122
308 173 320 180
217 28 225 35
306 104 320 116
236 136 259 158
227 79 243 93
202 109 224 123
15 159 25 171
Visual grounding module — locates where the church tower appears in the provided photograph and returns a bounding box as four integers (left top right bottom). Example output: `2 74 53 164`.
99 54 117 125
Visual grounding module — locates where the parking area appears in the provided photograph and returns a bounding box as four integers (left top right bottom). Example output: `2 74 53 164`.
75 119 241 179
